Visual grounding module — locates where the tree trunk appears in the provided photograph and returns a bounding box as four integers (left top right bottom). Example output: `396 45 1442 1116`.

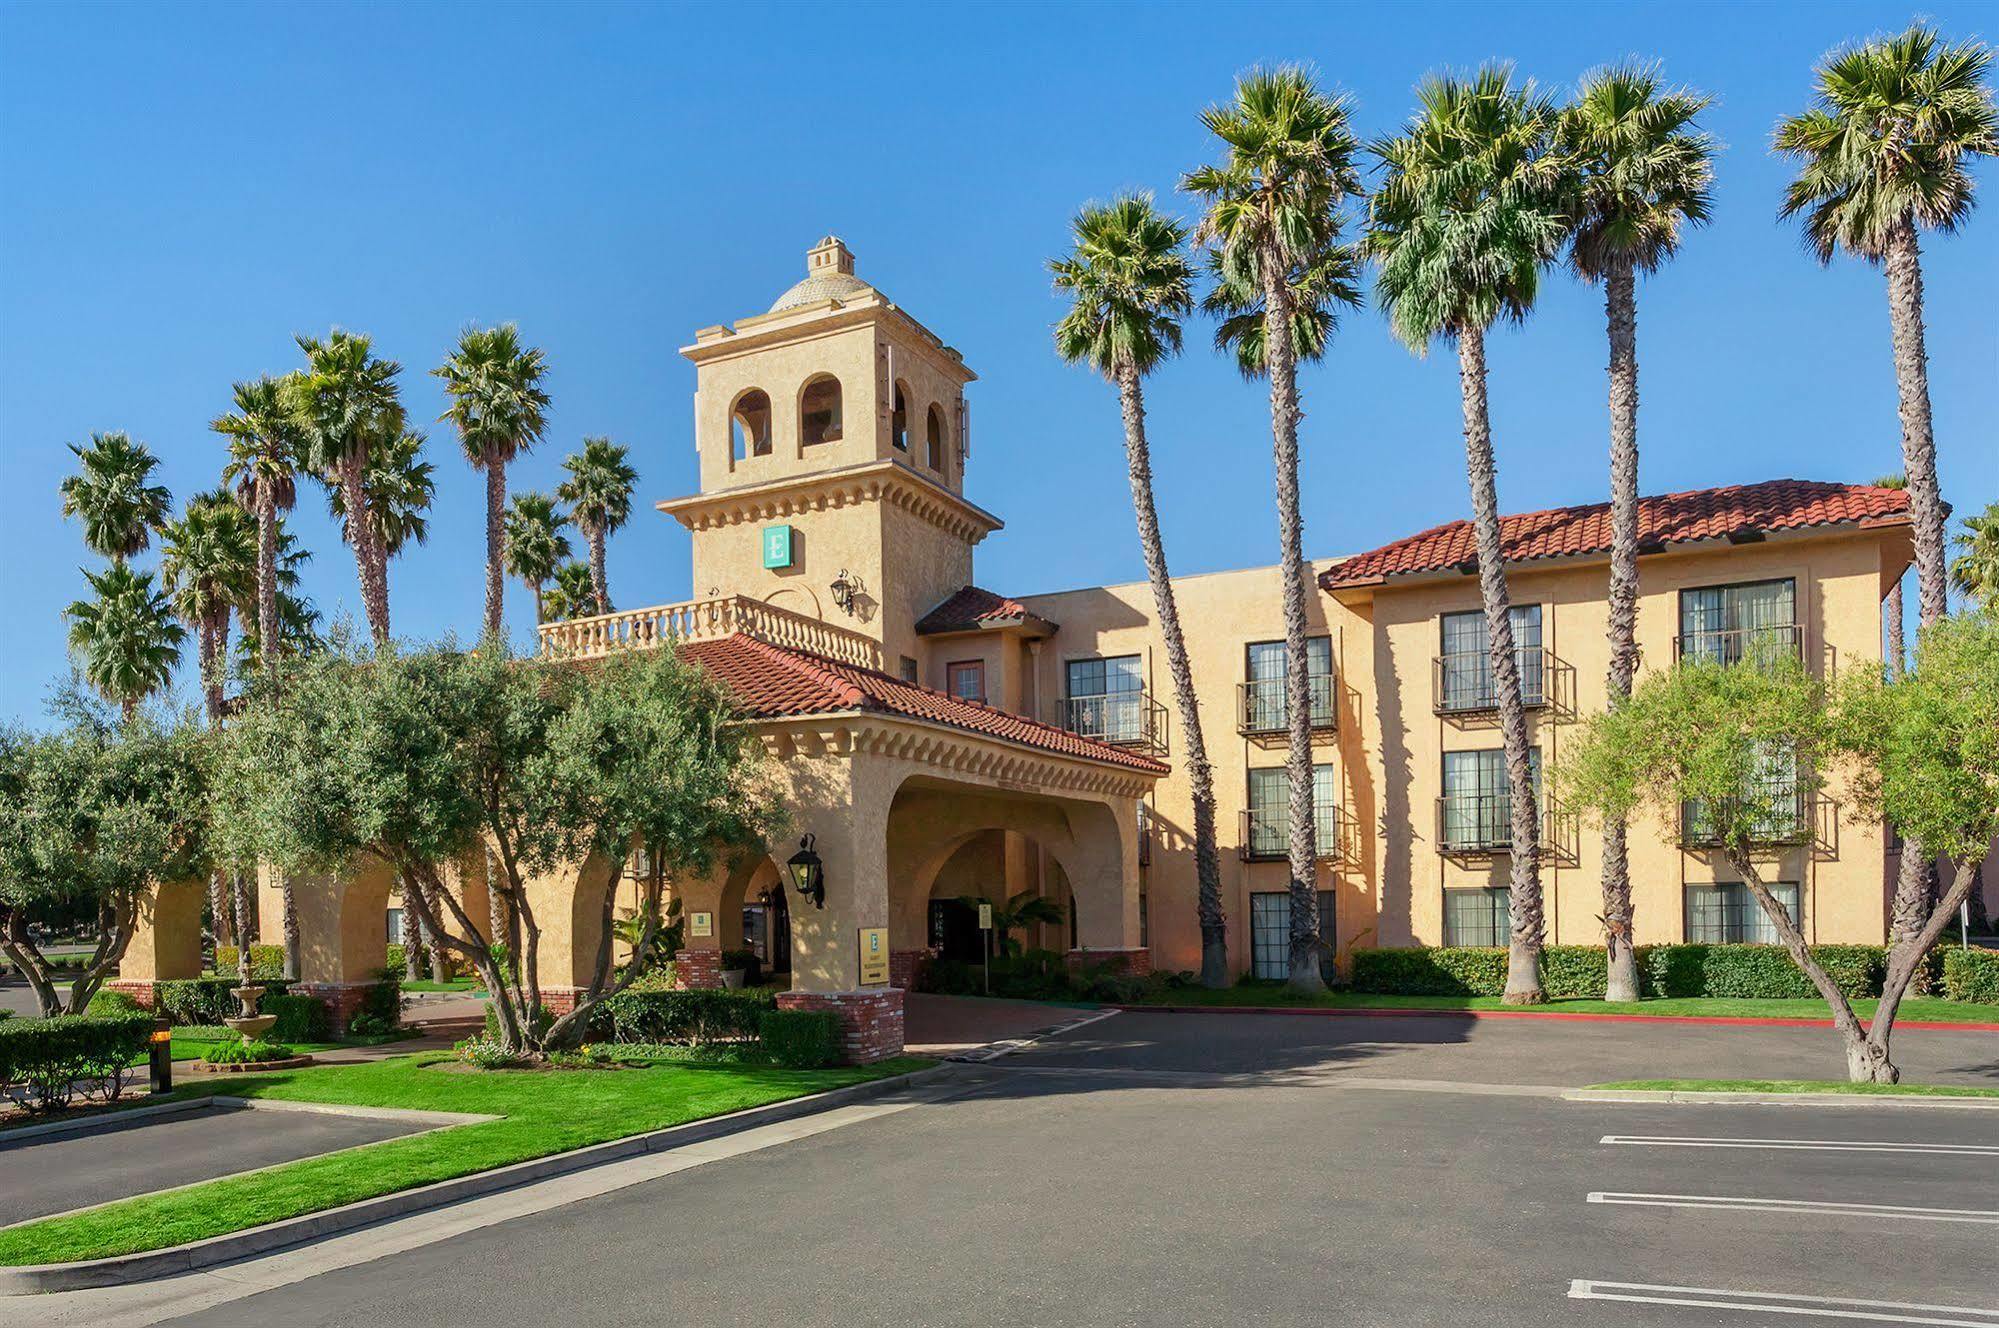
1867 860 1978 1077
342 452 390 647
1115 360 1227 988
232 869 255 987
483 455 507 642
1458 326 1544 1004
587 523 610 616
196 614 222 725
2 909 63 1017
531 581 545 627
1883 578 1904 679
1601 260 1641 1003
257 481 279 681
279 868 300 981
209 870 233 953
1260 237 1324 995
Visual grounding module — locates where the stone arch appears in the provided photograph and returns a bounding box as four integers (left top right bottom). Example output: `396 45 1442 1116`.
798 374 843 448
890 380 912 453
729 387 773 461
925 403 947 471
763 585 823 619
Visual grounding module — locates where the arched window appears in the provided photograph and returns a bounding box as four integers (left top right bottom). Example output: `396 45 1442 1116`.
730 389 772 460
891 383 910 452
925 404 946 472
800 375 842 447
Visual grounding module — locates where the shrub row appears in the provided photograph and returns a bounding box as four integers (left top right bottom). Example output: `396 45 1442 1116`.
1943 948 1999 1005
758 1010 841 1068
0 1013 155 1113
212 944 287 979
1350 943 1954 1001
589 987 777 1045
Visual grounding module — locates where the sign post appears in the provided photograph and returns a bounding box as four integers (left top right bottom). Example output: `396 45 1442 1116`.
978 902 993 996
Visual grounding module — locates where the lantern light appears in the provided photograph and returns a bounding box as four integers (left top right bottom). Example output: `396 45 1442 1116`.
786 834 825 909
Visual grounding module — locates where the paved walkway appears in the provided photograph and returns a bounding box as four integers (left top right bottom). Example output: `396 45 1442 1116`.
903 992 1080 1055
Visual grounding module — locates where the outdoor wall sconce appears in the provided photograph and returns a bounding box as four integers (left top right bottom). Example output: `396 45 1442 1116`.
787 834 826 910
829 568 862 616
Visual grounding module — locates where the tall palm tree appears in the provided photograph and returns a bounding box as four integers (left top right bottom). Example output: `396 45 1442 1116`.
159 492 255 721
215 375 302 684
1872 473 1909 675
326 427 437 574
289 331 405 646
556 437 637 616
1950 499 1999 607
64 564 184 720
235 522 321 673
1184 66 1362 993
1557 63 1715 1003
542 561 602 622
1778 25 1996 951
58 431 171 566
503 491 572 624
1370 65 1569 1004
435 325 551 641
1050 194 1230 987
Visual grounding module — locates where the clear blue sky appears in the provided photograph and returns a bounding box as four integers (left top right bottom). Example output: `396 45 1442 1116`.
2 0 1993 725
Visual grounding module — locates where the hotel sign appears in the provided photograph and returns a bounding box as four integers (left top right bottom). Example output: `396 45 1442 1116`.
761 524 796 570
689 911 714 939
858 927 889 985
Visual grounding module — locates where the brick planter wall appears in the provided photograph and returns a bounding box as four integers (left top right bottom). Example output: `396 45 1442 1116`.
288 982 377 1036
775 988 904 1064
102 979 158 1008
1065 947 1153 977
539 986 583 1016
889 948 936 992
673 950 723 990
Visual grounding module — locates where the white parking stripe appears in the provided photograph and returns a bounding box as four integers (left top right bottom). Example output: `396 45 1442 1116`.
1601 1134 1999 1157
1587 1191 1999 1224
1569 1279 1999 1326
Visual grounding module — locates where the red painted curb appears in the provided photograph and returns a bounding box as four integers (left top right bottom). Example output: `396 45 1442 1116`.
1109 1004 1999 1033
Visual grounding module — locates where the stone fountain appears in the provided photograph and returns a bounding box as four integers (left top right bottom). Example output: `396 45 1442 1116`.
223 984 277 1041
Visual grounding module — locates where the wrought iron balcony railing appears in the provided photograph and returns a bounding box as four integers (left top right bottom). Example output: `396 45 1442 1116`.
1239 805 1347 863
1435 793 1578 863
1680 786 1817 849
1060 690 1169 757
1433 646 1556 717
1237 674 1337 738
1674 623 1803 668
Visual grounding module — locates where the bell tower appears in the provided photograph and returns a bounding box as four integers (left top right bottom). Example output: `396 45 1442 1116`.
662 238 1002 671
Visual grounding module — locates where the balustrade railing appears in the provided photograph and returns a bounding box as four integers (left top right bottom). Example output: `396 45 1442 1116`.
536 595 882 670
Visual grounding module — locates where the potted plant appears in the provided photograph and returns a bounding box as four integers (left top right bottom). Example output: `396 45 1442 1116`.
720 948 759 989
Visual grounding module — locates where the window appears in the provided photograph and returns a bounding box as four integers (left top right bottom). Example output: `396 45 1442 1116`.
730 389 772 460
386 907 405 946
1138 891 1149 947
800 376 842 446
1685 881 1801 943
947 660 986 703
1247 764 1339 859
898 656 919 684
1683 744 1806 846
1065 654 1143 742
1438 605 1543 711
1679 578 1797 665
926 404 946 471
891 383 910 451
1244 637 1334 731
1443 888 1509 947
1249 890 1337 981
1440 748 1541 852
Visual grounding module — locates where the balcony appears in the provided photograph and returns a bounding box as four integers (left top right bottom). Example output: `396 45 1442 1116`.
1432 646 1569 718
536 594 883 670
1674 623 1803 667
1060 690 1169 757
1240 805 1349 864
1435 793 1579 864
1680 786 1820 849
1237 674 1337 739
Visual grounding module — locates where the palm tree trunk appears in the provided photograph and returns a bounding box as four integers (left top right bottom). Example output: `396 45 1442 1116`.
1115 360 1227 988
342 453 390 647
587 523 610 616
280 868 300 981
257 481 279 681
483 456 507 641
532 581 545 626
1601 259 1641 1003
1883 578 1904 679
1458 326 1544 1004
232 869 256 986
197 614 222 725
209 870 233 953
1260 238 1324 994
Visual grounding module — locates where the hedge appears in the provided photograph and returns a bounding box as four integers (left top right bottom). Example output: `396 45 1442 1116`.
590 987 777 1045
155 977 292 1026
758 1009 841 1068
213 944 287 979
0 1013 155 1113
1943 948 1999 1005
1352 943 1953 1002
264 992 333 1042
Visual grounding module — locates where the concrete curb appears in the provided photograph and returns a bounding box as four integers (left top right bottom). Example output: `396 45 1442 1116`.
0 1096 215 1148
1112 1003 1999 1032
1564 1087 1999 1110
0 1061 955 1295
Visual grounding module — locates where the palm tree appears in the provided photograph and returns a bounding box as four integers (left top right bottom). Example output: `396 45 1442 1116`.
64 564 184 720
1557 63 1715 1004
326 427 436 575
1184 66 1362 993
159 492 255 722
435 325 551 641
215 375 302 684
1872 473 1909 675
58 431 171 566
1202 231 1365 374
1370 65 1569 1004
235 523 321 673
959 890 1066 958
556 437 637 616
289 331 405 646
1950 500 1999 607
1050 194 1230 988
542 561 601 622
503 491 572 624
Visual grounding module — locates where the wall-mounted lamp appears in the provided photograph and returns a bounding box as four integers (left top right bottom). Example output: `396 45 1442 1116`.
829 568 862 616
787 834 826 910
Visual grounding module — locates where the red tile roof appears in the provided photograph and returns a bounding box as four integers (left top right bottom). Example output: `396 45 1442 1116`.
914 585 1053 635
1321 479 1912 591
679 634 1166 774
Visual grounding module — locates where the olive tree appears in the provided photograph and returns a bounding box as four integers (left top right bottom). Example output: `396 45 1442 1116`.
218 639 776 1057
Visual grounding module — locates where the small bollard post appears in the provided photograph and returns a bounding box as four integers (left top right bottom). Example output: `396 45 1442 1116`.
149 1018 174 1095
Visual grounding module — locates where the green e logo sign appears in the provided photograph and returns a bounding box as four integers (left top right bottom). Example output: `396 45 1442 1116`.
761 524 795 570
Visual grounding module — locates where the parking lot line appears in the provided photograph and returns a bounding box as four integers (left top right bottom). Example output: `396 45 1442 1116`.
1586 1192 1999 1224
1568 1279 1999 1326
1600 1134 1999 1157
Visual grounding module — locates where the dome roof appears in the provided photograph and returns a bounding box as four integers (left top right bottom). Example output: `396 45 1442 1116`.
769 235 875 313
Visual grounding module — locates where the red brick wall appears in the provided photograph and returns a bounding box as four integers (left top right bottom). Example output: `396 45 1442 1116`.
539 986 583 1016
1065 947 1152 977
889 948 936 991
103 979 158 1008
775 988 904 1064
673 950 723 989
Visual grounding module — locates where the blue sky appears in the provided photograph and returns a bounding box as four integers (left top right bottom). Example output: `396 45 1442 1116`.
2 0 1993 725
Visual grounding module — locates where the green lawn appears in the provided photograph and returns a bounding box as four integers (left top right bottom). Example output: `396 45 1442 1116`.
398 978 484 993
1122 986 1998 1024
117 1025 419 1066
0 1051 929 1267
1591 1078 1999 1098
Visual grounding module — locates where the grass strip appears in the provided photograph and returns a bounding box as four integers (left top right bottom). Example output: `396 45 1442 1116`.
1589 1078 1999 1098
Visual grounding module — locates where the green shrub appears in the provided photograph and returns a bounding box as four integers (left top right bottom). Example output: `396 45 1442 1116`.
1350 947 1509 996
1943 948 1999 1005
358 977 402 1030
590 987 777 1045
213 944 287 980
1641 944 1884 1000
454 1036 530 1070
758 1009 841 1068
0 1013 154 1112
263 993 331 1043
85 990 145 1017
1537 945 1611 999
201 1037 293 1065
155 977 291 1026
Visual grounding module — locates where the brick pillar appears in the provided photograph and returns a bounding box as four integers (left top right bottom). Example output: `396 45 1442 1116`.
888 948 936 991
539 986 584 1016
775 988 904 1064
1066 947 1152 977
290 982 377 1036
102 979 158 1008
673 949 723 989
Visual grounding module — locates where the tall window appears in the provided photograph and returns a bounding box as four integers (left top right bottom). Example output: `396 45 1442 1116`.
1247 764 1339 859
898 656 919 684
730 389 772 460
1441 748 1541 852
891 383 910 451
1249 891 1337 981
926 404 946 471
800 376 842 446
1244 637 1333 730
1443 888 1509 947
1065 655 1143 742
1685 882 1800 943
947 660 986 703
1438 605 1544 711
1679 578 1797 665
1683 744 1806 845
